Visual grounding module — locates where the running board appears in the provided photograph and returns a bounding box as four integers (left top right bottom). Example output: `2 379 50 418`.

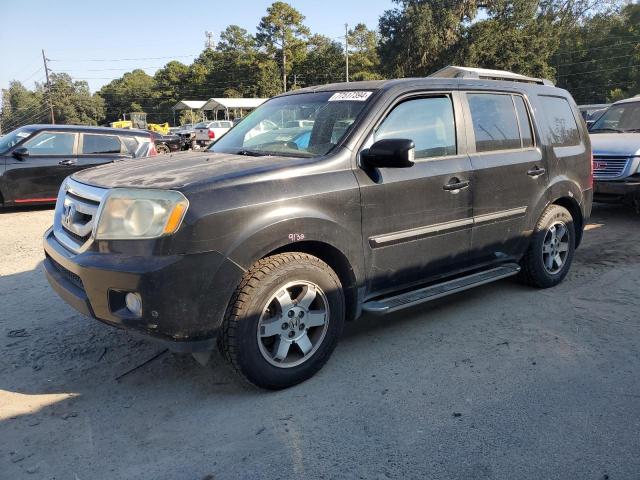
361 263 521 315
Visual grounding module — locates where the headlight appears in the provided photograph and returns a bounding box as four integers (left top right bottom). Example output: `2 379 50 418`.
94 189 188 240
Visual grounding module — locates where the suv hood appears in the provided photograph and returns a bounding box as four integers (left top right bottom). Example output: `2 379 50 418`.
590 133 640 157
72 150 314 190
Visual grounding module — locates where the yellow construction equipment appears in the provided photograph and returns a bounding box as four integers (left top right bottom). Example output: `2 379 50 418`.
109 112 170 135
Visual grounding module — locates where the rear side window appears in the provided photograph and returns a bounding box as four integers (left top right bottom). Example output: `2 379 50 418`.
121 136 140 155
539 96 581 147
374 96 456 159
82 134 122 154
467 93 521 152
514 96 534 148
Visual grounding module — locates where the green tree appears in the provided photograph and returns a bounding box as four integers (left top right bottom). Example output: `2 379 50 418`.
1 81 47 132
460 0 559 79
555 2 639 103
48 73 105 125
99 69 157 123
378 0 481 77
154 61 189 123
348 23 382 80
1 75 104 131
256 1 310 92
299 35 345 86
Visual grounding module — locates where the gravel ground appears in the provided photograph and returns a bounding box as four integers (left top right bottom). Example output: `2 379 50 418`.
1 204 639 480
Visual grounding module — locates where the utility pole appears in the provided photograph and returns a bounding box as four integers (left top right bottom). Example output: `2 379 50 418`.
344 23 349 83
42 49 55 124
282 30 287 92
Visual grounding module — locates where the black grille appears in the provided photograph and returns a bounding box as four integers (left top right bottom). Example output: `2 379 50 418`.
49 256 84 290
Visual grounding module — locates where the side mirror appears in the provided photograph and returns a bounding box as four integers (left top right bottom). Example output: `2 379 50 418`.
12 147 29 160
361 138 415 168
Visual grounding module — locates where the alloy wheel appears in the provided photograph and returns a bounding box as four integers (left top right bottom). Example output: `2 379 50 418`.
542 221 570 274
257 281 330 368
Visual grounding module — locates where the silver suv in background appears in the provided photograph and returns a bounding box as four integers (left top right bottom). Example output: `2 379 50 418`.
589 95 640 211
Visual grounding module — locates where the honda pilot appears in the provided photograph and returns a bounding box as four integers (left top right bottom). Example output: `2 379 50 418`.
43 66 592 389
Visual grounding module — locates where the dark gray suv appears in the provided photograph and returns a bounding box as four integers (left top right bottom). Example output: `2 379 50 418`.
43 66 593 389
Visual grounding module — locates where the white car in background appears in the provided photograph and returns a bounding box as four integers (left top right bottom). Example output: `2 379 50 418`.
194 120 233 146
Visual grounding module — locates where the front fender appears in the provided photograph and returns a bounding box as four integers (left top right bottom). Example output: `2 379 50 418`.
224 208 364 284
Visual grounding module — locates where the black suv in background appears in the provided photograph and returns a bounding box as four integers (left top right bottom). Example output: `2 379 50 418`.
43 67 592 389
0 125 155 207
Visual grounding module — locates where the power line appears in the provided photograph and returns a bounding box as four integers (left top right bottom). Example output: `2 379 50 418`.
556 39 640 56
49 54 200 63
4 105 51 131
557 53 639 68
558 63 640 77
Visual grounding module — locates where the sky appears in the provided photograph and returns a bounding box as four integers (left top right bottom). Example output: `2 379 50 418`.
0 0 396 94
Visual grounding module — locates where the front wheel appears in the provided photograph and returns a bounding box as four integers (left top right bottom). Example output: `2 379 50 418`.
219 253 345 389
519 204 576 288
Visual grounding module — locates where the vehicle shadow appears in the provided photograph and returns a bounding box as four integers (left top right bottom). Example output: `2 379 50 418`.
0 204 55 214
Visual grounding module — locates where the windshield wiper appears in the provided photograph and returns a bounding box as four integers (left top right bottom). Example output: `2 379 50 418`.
622 128 640 133
590 128 624 133
234 149 269 157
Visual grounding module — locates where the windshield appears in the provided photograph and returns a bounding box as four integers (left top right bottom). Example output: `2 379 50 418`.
0 127 35 154
209 91 372 157
590 101 640 133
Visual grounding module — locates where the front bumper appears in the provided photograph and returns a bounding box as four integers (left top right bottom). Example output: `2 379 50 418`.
594 179 640 197
43 228 244 352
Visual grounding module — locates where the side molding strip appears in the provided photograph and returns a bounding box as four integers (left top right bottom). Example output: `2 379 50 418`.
369 218 474 248
473 206 527 225
369 207 527 248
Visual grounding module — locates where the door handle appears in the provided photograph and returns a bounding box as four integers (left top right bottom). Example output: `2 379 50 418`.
443 178 470 192
527 166 545 177
58 159 76 166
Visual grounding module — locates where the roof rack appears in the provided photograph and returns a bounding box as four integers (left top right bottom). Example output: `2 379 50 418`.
429 66 555 86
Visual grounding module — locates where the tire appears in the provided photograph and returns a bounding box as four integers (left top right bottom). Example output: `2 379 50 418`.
519 204 576 288
219 253 345 389
156 143 170 154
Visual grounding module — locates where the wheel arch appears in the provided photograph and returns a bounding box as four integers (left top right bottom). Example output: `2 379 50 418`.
221 213 364 323
550 196 585 248
541 177 589 249
267 240 360 322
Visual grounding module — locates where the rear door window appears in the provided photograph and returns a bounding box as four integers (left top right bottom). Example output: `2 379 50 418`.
538 96 581 147
374 96 457 159
467 93 521 152
82 134 122 154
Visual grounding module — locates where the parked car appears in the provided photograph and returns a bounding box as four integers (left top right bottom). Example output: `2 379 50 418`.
194 120 233 146
172 124 197 150
589 95 640 210
0 124 155 207
43 67 592 389
579 103 610 128
149 131 182 154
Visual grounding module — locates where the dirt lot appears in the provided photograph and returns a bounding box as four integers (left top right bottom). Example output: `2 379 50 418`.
1 204 639 479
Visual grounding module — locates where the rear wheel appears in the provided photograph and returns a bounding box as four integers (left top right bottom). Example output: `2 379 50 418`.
219 253 344 389
519 204 575 288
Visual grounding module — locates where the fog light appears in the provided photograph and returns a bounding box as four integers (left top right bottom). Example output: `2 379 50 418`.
125 292 143 317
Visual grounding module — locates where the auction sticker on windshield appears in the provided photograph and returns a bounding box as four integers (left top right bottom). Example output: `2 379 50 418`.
328 91 372 102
